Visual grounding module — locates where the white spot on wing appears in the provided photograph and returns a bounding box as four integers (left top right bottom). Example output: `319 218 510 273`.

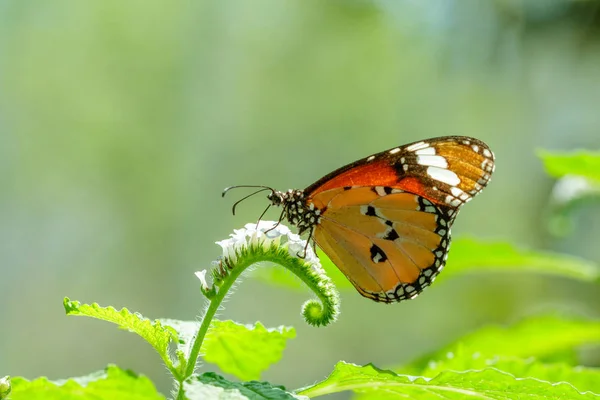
450 187 465 197
451 198 461 207
367 155 375 161
406 141 428 151
444 195 461 207
415 147 436 156
427 166 461 186
375 186 387 196
481 159 494 172
416 155 448 168
376 227 394 239
389 148 401 154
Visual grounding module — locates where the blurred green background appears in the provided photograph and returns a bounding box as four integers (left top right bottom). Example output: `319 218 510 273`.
1 0 599 397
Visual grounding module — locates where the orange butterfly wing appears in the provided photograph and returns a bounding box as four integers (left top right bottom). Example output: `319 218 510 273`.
306 136 494 302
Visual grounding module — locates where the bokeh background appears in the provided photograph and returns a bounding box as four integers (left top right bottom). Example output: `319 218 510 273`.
1 0 600 398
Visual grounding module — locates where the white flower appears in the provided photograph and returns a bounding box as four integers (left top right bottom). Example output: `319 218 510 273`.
195 270 210 291
216 221 321 267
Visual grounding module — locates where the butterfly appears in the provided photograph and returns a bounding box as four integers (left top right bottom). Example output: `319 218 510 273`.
223 136 495 303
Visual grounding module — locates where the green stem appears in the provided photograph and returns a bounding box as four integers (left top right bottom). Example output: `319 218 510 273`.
185 262 243 378
175 256 255 399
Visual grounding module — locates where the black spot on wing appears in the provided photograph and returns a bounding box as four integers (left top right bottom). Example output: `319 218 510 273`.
365 206 377 216
382 228 399 241
370 244 387 263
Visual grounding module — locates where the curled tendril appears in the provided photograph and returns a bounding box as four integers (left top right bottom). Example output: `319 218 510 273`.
302 299 334 327
202 221 340 327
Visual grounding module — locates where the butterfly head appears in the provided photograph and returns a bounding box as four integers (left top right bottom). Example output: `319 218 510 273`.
265 190 284 207
223 185 320 234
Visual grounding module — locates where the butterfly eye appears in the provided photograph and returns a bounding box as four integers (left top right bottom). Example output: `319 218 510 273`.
267 192 283 206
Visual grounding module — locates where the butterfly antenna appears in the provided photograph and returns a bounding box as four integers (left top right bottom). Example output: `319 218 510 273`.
222 185 275 216
222 185 276 197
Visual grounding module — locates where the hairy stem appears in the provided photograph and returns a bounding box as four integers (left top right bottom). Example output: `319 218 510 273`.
186 261 243 378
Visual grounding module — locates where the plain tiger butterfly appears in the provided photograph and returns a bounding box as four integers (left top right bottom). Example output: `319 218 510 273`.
223 136 495 303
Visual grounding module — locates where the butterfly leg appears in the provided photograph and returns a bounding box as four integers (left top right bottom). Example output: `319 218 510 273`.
264 208 287 234
255 204 272 228
296 227 314 259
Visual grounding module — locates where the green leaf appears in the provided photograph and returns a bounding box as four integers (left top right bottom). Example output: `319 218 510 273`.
200 320 296 381
9 365 164 400
183 373 307 400
486 359 600 394
538 150 600 183
406 342 600 394
157 319 199 376
298 361 600 399
438 238 600 283
426 353 600 394
63 298 177 371
401 315 600 376
158 319 296 380
158 318 198 355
